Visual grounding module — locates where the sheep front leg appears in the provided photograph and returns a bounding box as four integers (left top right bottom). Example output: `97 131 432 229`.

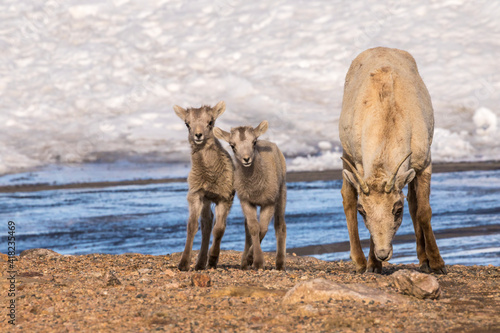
178 192 203 271
207 199 231 269
341 177 367 273
413 165 446 274
366 237 382 273
195 199 213 270
241 201 265 269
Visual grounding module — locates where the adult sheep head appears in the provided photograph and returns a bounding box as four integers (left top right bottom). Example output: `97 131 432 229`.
342 153 416 262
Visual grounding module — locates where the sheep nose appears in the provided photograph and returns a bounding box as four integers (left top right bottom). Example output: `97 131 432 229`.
243 157 250 163
375 248 392 261
195 133 203 139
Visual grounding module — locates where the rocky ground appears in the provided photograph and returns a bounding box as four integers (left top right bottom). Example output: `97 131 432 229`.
1 249 499 332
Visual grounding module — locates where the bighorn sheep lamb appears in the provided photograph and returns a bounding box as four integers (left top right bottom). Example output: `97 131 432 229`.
173 101 234 271
339 47 446 274
214 121 287 270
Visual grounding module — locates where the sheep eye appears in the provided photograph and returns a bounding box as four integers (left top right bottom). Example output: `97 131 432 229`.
208 120 213 127
394 208 403 219
230 144 236 151
185 123 190 129
253 140 257 147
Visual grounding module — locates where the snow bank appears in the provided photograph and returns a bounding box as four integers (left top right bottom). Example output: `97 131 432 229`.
1 0 499 175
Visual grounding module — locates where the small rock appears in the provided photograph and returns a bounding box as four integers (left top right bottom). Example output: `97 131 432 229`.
249 315 261 323
105 271 122 287
295 304 319 316
165 282 180 289
125 285 137 292
392 269 441 299
164 269 175 277
283 278 408 305
20 248 61 259
209 286 286 298
191 273 211 287
138 268 152 274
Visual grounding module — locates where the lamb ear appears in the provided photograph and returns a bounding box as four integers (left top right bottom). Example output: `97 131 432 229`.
173 105 187 120
343 170 360 193
396 169 416 190
213 127 231 142
212 101 226 119
254 120 269 137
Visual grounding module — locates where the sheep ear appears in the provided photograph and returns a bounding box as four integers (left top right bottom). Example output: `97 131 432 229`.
173 105 187 120
213 127 231 142
396 169 416 190
212 101 226 119
343 170 360 193
254 120 269 137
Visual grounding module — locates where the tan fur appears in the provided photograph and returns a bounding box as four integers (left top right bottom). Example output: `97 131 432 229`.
174 101 235 271
339 47 446 274
214 121 287 270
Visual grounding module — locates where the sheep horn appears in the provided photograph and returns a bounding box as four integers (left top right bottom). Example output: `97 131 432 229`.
341 157 369 195
385 152 412 193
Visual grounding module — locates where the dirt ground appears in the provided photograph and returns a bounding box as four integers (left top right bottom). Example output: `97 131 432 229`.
1 250 499 332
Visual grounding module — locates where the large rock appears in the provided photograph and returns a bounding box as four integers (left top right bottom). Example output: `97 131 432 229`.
392 269 441 299
20 248 62 259
282 278 408 305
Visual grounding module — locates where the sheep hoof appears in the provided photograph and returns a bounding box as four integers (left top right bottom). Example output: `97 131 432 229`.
276 263 286 271
253 260 264 270
366 265 382 274
433 266 447 275
354 266 366 274
430 263 447 275
194 263 206 271
178 260 190 272
207 256 218 269
420 261 431 273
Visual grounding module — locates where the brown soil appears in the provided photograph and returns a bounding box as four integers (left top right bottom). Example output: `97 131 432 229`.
1 251 499 332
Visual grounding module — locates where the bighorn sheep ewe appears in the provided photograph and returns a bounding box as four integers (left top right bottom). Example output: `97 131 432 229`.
173 101 234 271
214 121 287 270
339 47 446 274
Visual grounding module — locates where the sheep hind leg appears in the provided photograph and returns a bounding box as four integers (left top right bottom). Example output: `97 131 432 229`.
253 204 275 269
207 200 231 269
241 201 265 270
241 219 253 269
195 200 213 270
178 193 203 271
274 185 287 270
413 166 446 274
341 178 366 273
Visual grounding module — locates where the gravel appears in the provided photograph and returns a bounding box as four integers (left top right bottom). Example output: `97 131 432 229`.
1 250 499 332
